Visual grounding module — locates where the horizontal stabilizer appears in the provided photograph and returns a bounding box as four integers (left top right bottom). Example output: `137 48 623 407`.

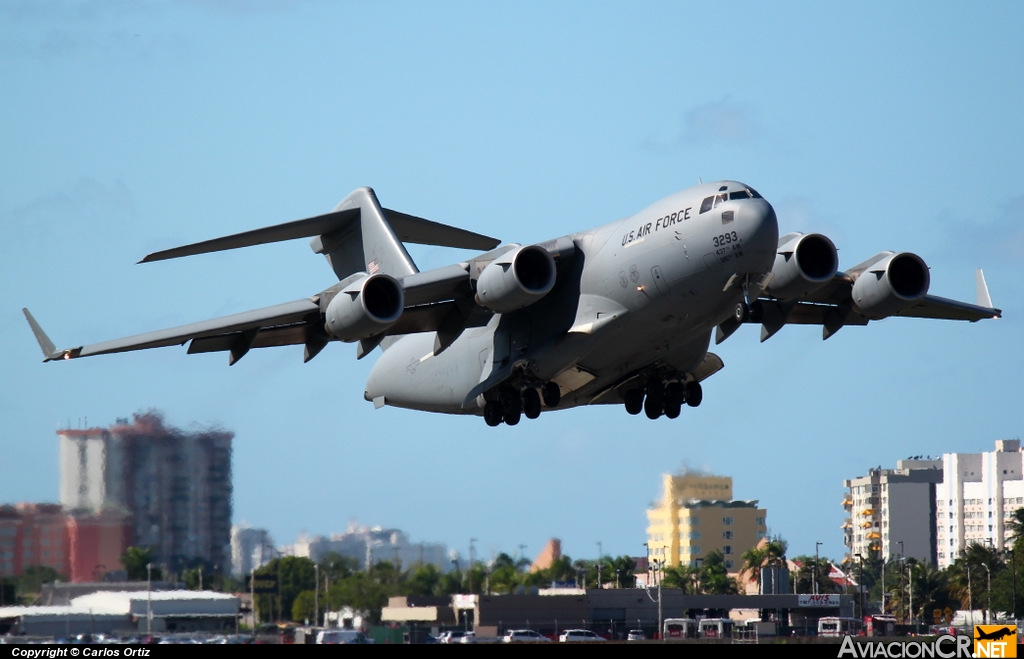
140 205 499 264
140 210 359 263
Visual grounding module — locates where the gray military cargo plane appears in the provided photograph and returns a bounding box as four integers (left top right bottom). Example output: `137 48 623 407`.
25 181 1001 426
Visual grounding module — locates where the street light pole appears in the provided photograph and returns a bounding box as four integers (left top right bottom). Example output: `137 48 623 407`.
815 542 822 595
855 553 864 621
146 562 153 635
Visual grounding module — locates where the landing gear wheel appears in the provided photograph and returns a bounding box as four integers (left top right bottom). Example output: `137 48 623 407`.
500 388 522 415
484 401 503 427
734 300 764 323
624 388 644 415
686 381 703 407
664 401 681 419
664 381 684 408
542 382 561 407
503 408 521 426
644 393 663 419
523 388 542 419
748 300 764 323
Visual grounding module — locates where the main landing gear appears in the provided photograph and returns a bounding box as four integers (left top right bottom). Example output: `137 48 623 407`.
484 381 561 427
623 377 702 419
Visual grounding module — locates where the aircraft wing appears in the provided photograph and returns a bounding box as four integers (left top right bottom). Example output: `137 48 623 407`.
23 254 513 366
24 299 325 365
740 267 1001 343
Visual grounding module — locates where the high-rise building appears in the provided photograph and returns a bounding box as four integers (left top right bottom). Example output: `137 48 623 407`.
645 471 767 570
936 439 1024 568
230 525 277 577
289 523 451 572
842 459 942 565
58 412 233 570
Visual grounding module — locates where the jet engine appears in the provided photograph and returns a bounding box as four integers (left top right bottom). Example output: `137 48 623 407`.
475 245 556 313
765 232 838 300
850 252 930 319
324 273 404 342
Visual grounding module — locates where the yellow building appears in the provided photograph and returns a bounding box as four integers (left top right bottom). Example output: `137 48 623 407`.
646 471 767 570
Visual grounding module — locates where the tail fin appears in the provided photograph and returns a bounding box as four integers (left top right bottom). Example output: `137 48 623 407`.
139 187 499 283
311 187 418 280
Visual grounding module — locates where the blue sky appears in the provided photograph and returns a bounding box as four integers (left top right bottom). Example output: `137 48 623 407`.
2 1 1022 569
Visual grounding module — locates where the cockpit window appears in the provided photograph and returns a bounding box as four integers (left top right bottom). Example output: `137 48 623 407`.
700 187 762 214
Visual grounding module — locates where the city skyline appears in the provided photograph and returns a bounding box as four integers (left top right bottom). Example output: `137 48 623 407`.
3 3 1022 566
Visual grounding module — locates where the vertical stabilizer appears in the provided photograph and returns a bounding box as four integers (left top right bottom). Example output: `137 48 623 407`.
311 187 419 280
975 269 994 309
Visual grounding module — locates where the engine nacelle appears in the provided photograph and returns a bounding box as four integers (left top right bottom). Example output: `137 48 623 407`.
851 252 930 319
765 232 838 300
324 273 404 342
475 245 556 313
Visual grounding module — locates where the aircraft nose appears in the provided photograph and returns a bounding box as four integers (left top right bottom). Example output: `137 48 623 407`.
737 198 779 270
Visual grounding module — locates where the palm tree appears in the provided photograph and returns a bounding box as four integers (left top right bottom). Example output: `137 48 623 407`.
946 542 1003 619
741 536 787 589
887 560 950 625
661 564 697 593
1007 507 1024 548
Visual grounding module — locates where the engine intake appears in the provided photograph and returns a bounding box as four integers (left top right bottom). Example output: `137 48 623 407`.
324 273 404 342
475 245 556 313
765 232 838 300
851 252 930 319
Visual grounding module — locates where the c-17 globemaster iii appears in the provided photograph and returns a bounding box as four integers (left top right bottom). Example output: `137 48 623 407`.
25 181 1001 426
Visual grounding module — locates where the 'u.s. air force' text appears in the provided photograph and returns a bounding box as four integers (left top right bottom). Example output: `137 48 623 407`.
621 207 692 246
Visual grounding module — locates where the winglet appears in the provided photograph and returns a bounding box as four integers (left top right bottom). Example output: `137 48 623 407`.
22 308 77 361
976 269 995 311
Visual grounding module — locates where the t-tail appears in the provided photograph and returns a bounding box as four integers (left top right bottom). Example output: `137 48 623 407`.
140 186 495 281
26 188 498 364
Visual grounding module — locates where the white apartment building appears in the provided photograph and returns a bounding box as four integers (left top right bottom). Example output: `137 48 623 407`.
936 439 1024 568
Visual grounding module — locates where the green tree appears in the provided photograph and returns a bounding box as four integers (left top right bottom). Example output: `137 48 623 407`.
538 555 576 584
1007 507 1024 547
329 571 390 624
254 556 316 622
404 563 442 597
791 555 837 594
946 543 1002 610
319 551 358 582
13 565 64 603
740 536 787 587
897 561 952 625
292 589 317 623
697 551 739 595
608 555 637 588
120 546 161 581
662 564 697 593
488 553 520 593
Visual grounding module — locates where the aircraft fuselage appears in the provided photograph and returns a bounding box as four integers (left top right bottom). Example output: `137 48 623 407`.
364 180 779 414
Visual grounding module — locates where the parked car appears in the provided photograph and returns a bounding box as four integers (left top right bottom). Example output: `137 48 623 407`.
502 629 551 643
436 631 469 644
559 629 606 642
627 629 646 641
